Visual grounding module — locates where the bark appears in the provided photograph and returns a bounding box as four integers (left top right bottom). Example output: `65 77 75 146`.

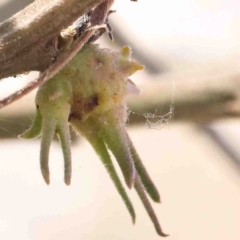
0 0 104 79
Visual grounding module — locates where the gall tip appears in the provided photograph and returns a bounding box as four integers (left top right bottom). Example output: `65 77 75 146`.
129 61 144 75
121 46 131 58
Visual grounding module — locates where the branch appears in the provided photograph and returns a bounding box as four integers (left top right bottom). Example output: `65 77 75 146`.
0 0 104 79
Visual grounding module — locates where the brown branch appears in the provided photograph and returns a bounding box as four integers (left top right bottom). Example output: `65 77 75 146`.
0 0 105 80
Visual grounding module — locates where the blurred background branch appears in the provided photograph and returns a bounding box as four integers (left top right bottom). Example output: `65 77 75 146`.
128 72 240 124
1 70 240 137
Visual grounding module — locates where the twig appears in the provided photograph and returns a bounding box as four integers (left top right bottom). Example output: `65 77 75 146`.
0 0 105 80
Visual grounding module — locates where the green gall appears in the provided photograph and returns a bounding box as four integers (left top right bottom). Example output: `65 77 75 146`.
21 44 167 237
